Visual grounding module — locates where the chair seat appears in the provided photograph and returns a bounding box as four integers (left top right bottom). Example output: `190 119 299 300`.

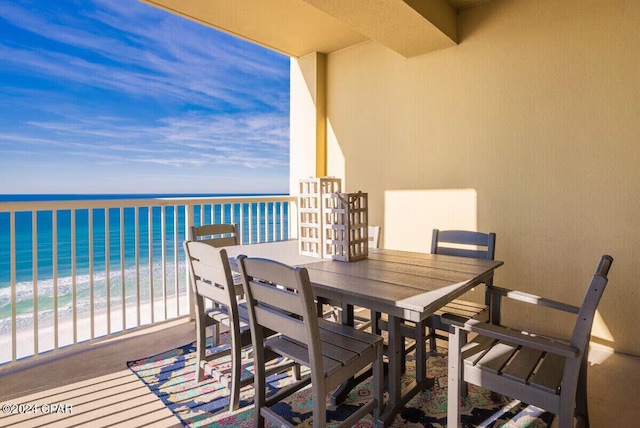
201 301 293 393
429 299 489 332
201 334 296 391
205 301 251 331
265 318 383 391
460 333 566 408
206 302 280 345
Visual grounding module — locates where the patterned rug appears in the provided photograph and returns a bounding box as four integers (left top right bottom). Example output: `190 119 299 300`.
127 334 554 427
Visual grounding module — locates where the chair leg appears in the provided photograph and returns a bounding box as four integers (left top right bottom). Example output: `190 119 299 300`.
210 301 221 346
447 327 465 427
428 326 437 352
254 349 266 428
316 300 323 317
292 363 302 381
195 303 208 383
557 408 574 428
415 320 427 382
558 385 578 428
212 323 220 346
401 333 407 373
459 331 469 398
371 310 382 335
228 328 242 412
576 354 590 427
196 325 207 383
312 382 326 428
373 344 384 428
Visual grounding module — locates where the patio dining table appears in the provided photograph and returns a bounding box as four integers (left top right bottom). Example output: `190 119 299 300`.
225 239 503 427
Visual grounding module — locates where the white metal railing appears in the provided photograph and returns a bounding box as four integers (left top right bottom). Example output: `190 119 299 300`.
0 195 297 368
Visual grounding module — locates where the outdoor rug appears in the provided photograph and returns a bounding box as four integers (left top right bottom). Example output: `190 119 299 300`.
128 334 555 427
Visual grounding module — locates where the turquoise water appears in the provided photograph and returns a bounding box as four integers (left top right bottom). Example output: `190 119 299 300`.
0 194 290 333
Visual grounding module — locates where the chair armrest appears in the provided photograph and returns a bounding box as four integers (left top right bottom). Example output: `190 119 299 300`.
441 314 579 359
488 285 581 314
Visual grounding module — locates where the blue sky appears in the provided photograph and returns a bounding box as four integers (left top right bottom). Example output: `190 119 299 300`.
0 0 290 195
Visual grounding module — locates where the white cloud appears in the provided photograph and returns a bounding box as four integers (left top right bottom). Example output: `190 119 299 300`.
0 110 288 169
0 0 290 193
0 1 289 112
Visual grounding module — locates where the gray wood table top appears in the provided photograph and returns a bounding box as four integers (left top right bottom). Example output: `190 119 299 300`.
226 240 503 323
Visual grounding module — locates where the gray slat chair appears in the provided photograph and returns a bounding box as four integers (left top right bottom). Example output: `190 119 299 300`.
444 255 613 428
371 229 495 377
237 255 384 428
184 241 296 414
428 229 496 351
190 223 242 344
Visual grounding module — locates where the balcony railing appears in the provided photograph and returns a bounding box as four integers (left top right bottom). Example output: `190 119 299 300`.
0 195 298 367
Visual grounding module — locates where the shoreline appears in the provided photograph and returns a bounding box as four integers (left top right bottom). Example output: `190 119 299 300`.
0 260 189 324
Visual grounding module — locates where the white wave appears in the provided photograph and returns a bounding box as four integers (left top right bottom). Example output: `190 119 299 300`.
0 260 188 334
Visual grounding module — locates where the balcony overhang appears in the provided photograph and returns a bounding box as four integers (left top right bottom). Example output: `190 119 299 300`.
141 0 465 58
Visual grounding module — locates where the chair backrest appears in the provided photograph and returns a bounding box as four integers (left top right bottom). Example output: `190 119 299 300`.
184 240 239 321
570 255 613 355
431 229 496 260
237 256 323 379
191 223 240 247
368 225 381 249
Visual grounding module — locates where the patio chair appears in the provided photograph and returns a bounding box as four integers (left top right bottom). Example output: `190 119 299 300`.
184 241 296 414
191 223 242 344
370 229 495 377
237 255 384 428
444 254 613 428
428 229 496 351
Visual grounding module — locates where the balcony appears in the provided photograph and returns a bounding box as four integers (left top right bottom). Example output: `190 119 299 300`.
1 195 639 427
2 0 640 425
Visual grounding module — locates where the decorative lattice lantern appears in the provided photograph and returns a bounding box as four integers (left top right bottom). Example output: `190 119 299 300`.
322 192 368 262
298 177 342 258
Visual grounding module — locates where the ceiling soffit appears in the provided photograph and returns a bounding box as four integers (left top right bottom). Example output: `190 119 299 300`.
302 0 458 57
142 0 461 58
141 0 367 57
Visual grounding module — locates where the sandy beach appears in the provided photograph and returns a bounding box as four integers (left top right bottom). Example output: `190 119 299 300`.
0 293 191 364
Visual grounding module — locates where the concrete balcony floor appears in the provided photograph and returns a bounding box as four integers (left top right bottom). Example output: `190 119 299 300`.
0 318 638 427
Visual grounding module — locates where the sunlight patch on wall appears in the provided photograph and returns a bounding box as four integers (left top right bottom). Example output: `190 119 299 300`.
588 309 615 365
384 189 477 252
588 342 614 365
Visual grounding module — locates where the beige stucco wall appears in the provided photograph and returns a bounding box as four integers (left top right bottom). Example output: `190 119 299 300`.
321 0 640 355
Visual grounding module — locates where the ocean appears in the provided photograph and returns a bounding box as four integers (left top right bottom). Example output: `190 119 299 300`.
0 194 290 341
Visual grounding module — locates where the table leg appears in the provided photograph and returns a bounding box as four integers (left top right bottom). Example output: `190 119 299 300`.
376 315 402 426
378 315 434 427
340 301 354 326
415 320 427 382
330 303 357 405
